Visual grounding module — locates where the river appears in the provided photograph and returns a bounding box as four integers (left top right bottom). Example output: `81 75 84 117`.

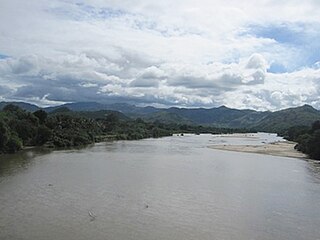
0 134 320 240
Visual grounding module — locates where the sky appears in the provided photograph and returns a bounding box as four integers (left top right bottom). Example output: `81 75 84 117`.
0 0 320 110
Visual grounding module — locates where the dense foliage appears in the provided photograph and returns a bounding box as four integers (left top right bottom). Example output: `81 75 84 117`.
0 105 170 153
0 105 250 154
284 120 320 160
0 105 50 153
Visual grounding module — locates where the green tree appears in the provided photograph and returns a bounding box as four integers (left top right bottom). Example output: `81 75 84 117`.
312 120 320 132
307 130 320 160
0 120 9 150
36 125 52 145
14 119 37 145
6 135 22 153
3 104 20 113
34 110 48 124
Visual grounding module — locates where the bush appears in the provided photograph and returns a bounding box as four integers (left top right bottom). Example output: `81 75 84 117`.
6 135 22 153
307 130 320 160
36 126 52 145
0 120 9 149
34 110 48 124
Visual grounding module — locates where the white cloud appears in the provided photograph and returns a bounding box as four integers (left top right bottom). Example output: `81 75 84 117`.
0 0 320 109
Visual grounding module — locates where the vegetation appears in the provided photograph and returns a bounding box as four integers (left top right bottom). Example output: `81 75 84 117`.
284 120 320 160
1 102 319 160
0 105 250 154
2 101 320 130
250 105 320 134
0 105 49 153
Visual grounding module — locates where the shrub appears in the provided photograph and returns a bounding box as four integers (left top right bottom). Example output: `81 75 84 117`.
6 135 22 153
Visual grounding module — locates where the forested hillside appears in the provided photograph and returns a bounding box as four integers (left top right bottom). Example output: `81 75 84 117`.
1 101 319 131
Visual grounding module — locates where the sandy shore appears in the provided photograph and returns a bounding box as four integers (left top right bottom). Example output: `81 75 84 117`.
209 141 307 159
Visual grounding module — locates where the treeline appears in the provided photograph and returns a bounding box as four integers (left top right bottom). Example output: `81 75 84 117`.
0 105 172 153
0 105 250 154
285 120 320 160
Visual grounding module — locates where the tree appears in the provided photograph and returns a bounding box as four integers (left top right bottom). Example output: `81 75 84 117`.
152 127 160 138
0 120 9 150
6 135 22 153
307 130 320 160
36 125 52 145
3 104 20 113
33 110 48 124
14 119 37 145
312 120 320 132
287 125 310 141
105 113 119 123
103 113 119 132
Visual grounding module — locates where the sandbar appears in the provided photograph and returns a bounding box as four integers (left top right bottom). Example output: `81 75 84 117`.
209 141 307 159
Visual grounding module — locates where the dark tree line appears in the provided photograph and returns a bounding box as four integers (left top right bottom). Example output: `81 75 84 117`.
0 105 52 153
285 120 320 160
0 105 173 153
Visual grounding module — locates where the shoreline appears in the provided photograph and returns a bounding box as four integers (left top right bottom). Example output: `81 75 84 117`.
208 140 308 159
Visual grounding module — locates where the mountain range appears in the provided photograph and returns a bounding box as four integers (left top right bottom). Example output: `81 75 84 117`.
1 101 319 132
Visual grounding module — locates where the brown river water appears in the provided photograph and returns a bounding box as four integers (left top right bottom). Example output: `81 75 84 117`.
0 134 320 240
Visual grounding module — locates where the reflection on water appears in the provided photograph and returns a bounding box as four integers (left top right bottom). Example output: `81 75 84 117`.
0 147 52 178
305 161 320 183
0 134 320 240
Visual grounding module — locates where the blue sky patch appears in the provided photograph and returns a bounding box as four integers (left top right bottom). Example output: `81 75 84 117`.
248 23 308 46
268 62 287 73
241 22 320 70
47 2 126 21
0 53 9 59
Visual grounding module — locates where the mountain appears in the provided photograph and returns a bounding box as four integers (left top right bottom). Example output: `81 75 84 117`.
228 111 270 128
74 110 130 121
164 106 256 126
143 111 193 125
250 105 320 133
1 101 320 132
48 107 130 121
149 105 320 130
45 102 160 115
45 102 107 112
0 101 40 112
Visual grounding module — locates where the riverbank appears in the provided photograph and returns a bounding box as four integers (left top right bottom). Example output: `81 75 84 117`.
209 140 307 159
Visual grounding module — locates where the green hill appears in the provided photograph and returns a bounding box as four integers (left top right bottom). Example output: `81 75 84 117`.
165 106 255 126
251 105 320 133
49 107 130 121
0 101 40 112
1 101 319 134
143 111 193 125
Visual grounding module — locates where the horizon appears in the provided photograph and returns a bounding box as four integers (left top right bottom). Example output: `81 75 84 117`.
1 99 318 112
0 1 320 111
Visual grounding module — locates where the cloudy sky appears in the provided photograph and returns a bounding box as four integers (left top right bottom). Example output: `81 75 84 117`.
0 0 320 110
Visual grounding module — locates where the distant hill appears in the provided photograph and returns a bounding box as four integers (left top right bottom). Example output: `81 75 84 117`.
0 101 40 112
76 110 130 121
48 107 129 121
250 105 320 133
1 101 320 132
147 105 320 131
143 111 193 125
228 111 270 128
164 106 256 126
45 102 159 115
